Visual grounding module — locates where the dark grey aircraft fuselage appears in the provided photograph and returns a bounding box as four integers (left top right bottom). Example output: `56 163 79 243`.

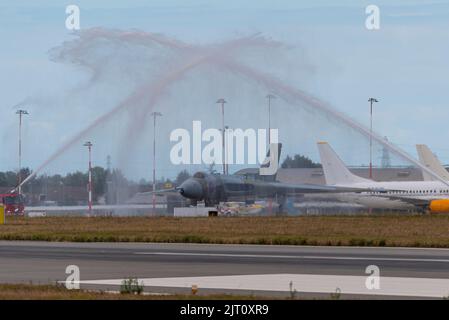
178 171 293 206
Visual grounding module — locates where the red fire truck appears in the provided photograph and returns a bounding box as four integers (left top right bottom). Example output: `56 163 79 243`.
0 193 25 215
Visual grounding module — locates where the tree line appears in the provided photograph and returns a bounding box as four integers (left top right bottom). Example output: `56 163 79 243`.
0 167 192 205
0 153 315 203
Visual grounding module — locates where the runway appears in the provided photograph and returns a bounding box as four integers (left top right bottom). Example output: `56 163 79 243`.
1 241 449 298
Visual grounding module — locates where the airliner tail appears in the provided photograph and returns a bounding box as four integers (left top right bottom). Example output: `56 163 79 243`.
317 142 372 185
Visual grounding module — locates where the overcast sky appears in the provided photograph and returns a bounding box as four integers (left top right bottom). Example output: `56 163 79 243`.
1 1 449 180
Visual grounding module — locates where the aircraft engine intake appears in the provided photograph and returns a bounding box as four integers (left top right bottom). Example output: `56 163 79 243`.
429 199 449 213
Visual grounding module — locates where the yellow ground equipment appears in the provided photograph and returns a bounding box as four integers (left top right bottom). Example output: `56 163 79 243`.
0 204 5 224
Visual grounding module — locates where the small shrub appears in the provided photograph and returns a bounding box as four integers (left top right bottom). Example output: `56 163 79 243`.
289 281 297 300
330 287 341 300
120 278 144 295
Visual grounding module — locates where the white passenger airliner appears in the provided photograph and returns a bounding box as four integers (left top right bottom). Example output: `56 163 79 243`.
317 142 449 213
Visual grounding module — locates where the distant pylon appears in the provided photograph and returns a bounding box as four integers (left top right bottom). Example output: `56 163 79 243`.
106 155 112 174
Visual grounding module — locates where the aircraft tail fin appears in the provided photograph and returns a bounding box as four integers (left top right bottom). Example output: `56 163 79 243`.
259 143 282 180
416 144 449 181
317 142 371 185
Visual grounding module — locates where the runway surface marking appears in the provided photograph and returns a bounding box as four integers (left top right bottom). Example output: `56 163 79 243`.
134 251 449 263
79 273 449 298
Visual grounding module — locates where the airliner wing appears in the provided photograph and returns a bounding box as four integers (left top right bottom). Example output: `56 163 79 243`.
265 182 387 195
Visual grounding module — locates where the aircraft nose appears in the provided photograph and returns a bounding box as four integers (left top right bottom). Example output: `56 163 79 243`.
178 179 203 199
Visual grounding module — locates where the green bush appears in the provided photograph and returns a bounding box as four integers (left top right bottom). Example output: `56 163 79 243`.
120 278 144 295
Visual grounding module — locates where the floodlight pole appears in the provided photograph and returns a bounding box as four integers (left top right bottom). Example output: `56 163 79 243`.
151 111 162 216
216 99 227 175
266 94 276 145
83 141 93 216
16 109 29 195
368 98 378 179
225 126 230 175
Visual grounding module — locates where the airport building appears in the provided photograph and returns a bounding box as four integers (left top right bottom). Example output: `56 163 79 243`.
235 166 427 185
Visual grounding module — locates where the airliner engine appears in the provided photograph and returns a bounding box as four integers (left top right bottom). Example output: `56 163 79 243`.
429 199 449 213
